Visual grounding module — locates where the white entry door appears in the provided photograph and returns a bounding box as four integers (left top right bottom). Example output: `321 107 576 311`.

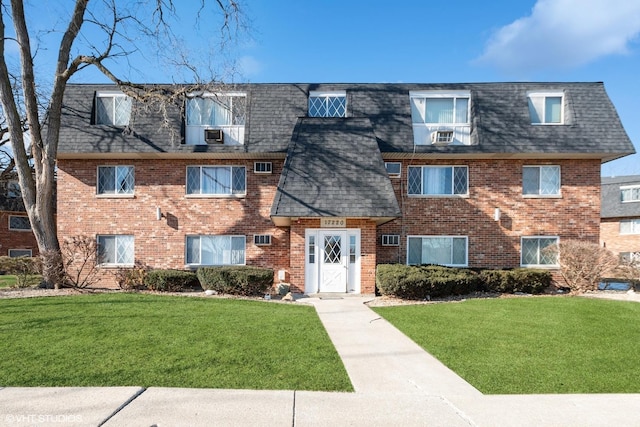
319 232 348 293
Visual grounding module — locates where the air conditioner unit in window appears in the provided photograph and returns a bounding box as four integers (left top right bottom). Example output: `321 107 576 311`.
204 129 224 144
431 130 454 144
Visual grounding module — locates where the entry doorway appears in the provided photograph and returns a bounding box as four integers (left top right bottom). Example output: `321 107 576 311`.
305 229 360 294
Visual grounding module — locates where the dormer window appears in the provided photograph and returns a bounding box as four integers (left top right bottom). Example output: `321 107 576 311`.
528 92 563 124
95 92 131 126
621 185 640 202
308 91 346 117
185 92 246 145
410 91 471 145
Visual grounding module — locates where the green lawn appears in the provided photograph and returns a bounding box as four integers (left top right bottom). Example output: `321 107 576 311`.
373 297 640 394
0 293 352 391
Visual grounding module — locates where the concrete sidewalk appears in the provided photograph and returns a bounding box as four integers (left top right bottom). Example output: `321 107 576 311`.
1 294 640 426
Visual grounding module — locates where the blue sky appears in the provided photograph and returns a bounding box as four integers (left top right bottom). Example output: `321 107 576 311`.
39 0 640 176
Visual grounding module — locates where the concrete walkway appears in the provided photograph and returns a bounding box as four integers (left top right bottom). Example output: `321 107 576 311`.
1 294 640 426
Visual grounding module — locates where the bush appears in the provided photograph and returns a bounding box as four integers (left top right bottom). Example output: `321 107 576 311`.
114 261 149 290
0 256 41 288
376 264 480 300
144 269 199 292
479 268 551 294
197 266 273 296
553 240 618 293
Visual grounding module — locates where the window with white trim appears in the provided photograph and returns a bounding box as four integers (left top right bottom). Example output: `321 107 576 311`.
186 166 246 196
9 249 32 258
308 235 316 264
620 252 640 263
186 235 246 265
521 236 558 267
97 235 134 266
382 235 400 246
254 234 271 245
97 166 134 195
527 92 563 124
9 215 30 231
620 219 640 234
385 162 401 177
186 94 246 127
408 166 468 196
254 162 272 174
308 91 346 117
523 166 560 196
621 185 640 202
95 92 132 126
410 93 469 125
407 236 468 267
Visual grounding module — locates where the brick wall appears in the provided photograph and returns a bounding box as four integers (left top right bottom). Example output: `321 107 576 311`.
57 159 289 288
377 159 601 270
601 218 640 257
0 211 38 257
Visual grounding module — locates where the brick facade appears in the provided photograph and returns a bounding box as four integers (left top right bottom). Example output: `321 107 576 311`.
601 219 640 257
57 157 601 291
378 159 602 268
0 211 38 257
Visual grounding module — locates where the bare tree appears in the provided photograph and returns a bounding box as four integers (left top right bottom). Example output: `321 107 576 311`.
0 0 245 288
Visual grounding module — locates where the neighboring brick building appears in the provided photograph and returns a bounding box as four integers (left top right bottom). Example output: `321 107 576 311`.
56 82 635 292
601 175 640 263
0 178 38 258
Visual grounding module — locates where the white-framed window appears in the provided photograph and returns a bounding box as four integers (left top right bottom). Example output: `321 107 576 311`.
527 92 563 124
620 219 640 235
97 235 134 266
8 249 32 258
186 235 246 265
186 166 246 196
254 234 272 246
521 236 559 267
254 162 272 174
308 91 347 117
8 215 31 231
620 252 640 263
621 185 640 203
95 92 132 126
308 235 316 264
97 166 134 195
186 93 246 127
407 166 468 196
7 180 20 198
385 162 401 178
382 235 400 246
407 236 468 267
185 92 246 145
410 92 470 125
523 165 560 196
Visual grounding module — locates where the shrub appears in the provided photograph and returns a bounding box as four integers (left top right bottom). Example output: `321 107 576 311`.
479 268 551 294
144 269 199 292
376 264 480 300
508 268 552 293
0 256 41 288
552 240 618 293
114 261 149 290
197 266 273 296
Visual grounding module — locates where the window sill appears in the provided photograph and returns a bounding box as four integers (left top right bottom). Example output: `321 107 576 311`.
96 194 135 199
9 229 32 232
185 194 246 199
530 123 565 126
522 194 562 199
520 265 560 270
407 194 470 198
98 264 134 269
184 264 246 270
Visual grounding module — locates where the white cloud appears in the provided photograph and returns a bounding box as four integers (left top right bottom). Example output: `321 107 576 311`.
238 55 264 78
476 0 640 73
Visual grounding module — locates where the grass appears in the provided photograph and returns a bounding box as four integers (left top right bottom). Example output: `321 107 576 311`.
373 296 640 394
0 275 42 288
0 293 352 391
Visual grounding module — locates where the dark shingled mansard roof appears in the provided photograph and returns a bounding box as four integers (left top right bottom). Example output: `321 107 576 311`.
601 175 640 218
58 82 635 160
270 118 401 224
